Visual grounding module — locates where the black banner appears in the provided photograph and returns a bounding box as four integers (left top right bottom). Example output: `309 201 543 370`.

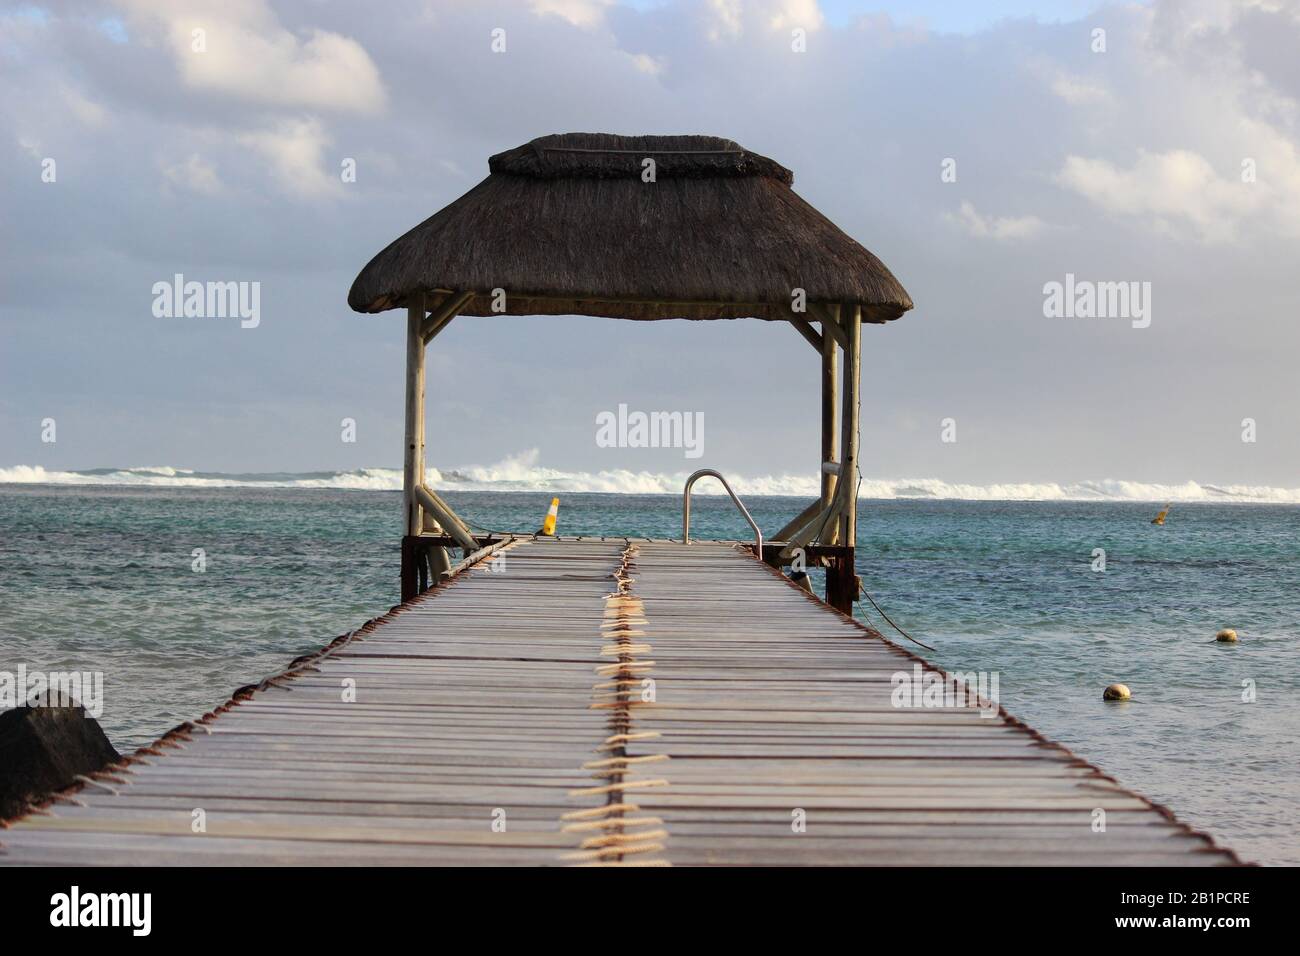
0 865 1277 941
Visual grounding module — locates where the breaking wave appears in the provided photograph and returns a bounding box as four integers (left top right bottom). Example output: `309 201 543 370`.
3 452 1299 502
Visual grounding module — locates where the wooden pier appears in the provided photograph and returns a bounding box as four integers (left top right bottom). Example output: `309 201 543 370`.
0 539 1238 866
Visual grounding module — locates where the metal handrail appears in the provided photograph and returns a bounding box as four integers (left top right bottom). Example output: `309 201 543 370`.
682 469 763 559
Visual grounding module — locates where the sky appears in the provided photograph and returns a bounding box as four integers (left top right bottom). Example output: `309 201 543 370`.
1 0 1298 490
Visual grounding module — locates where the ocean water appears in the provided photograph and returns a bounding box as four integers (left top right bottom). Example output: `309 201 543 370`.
1 483 1296 865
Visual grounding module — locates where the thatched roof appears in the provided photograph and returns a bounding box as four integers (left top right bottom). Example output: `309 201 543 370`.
347 133 913 322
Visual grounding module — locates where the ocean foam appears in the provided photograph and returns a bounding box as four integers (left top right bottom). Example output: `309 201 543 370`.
3 455 1298 503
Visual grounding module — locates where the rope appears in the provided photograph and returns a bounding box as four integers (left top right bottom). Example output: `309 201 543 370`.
844 338 936 654
857 587 935 652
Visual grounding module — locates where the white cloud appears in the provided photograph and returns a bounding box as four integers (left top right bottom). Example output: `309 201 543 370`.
17 135 44 161
62 86 107 126
1056 149 1259 242
628 52 665 75
117 0 385 113
529 0 614 30
945 201 1046 241
766 0 825 33
162 153 222 194
704 0 824 40
1050 73 1109 105
237 118 337 197
706 0 744 41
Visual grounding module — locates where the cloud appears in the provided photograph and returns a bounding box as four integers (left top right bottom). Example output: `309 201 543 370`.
945 201 1047 241
766 0 825 33
61 86 108 126
1049 72 1108 105
117 0 386 113
3 0 1299 486
162 153 222 194
1056 148 1263 242
1037 1 1300 242
628 52 665 75
706 0 744 41
703 0 824 40
529 0 614 30
237 118 337 197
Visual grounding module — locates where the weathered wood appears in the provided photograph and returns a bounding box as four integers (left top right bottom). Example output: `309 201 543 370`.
773 499 822 543
0 540 1240 868
841 304 861 548
403 294 425 538
820 307 839 545
415 484 476 551
808 301 848 349
420 291 474 343
788 317 823 352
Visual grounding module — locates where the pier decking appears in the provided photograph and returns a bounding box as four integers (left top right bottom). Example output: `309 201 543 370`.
0 539 1238 866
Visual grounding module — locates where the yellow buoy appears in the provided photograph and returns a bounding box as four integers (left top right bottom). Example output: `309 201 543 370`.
538 497 560 536
1103 683 1131 701
1215 628 1238 643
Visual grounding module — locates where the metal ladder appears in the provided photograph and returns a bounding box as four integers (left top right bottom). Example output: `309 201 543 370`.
682 469 763 559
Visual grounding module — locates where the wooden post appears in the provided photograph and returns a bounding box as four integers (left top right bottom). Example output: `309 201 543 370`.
826 303 861 613
841 303 861 549
404 295 425 539
401 294 430 601
820 305 839 545
400 535 419 603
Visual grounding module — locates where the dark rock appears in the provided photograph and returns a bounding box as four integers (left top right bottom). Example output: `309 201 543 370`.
0 704 120 820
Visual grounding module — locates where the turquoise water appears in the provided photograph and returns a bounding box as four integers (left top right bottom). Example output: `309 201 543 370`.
1 485 1296 864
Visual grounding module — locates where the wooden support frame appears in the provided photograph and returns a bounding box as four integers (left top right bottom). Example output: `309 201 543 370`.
772 302 860 610
808 302 848 350
422 291 474 343
403 296 426 539
416 484 477 550
820 304 840 545
839 304 861 549
774 499 823 543
399 293 866 609
401 290 478 600
788 316 823 352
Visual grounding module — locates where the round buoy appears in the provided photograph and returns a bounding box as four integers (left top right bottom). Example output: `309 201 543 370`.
1103 683 1131 701
1215 628 1238 643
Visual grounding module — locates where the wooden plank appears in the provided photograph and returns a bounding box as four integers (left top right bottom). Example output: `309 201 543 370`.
0 539 1239 867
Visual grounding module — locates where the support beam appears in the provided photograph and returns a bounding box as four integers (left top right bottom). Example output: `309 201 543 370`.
416 484 477 551
776 301 844 557
403 295 425 539
825 547 857 612
788 317 823 352
400 535 420 602
839 303 862 551
820 305 840 545
808 302 848 350
422 291 474 343
402 290 476 599
774 498 823 543
779 498 839 558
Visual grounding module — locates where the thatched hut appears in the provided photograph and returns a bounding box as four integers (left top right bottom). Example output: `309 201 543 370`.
349 132 913 608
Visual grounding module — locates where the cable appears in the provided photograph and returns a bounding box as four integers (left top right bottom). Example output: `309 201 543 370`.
857 586 935 652
847 364 935 653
